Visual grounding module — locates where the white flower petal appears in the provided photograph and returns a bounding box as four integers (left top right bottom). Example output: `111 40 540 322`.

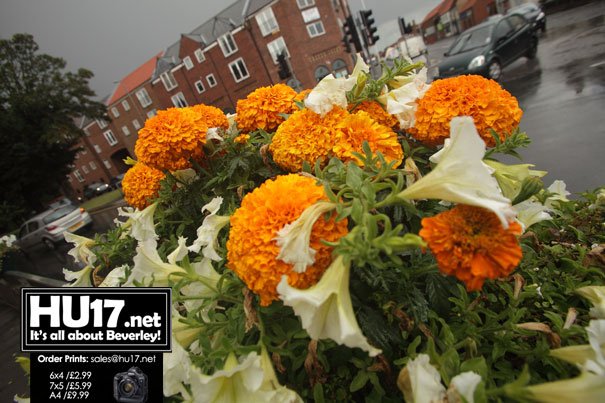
181 258 221 311
259 347 304 403
206 127 223 141
379 67 429 129
64 232 97 266
163 334 191 397
63 266 93 287
167 236 189 265
125 240 187 286
576 286 605 319
188 197 230 261
305 74 356 116
399 116 515 227
277 255 381 357
450 371 482 403
397 354 446 403
1 234 17 248
513 199 552 232
99 265 128 287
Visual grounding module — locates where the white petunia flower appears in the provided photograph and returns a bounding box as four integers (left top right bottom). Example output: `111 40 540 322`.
99 265 128 287
163 334 192 397
546 180 571 205
259 347 304 402
275 201 336 273
378 67 429 129
63 266 93 287
125 240 187 286
523 371 605 402
449 371 482 403
397 354 446 403
513 199 552 232
1 234 17 248
277 255 381 357
398 116 515 227
117 203 159 246
206 127 223 141
64 232 97 266
189 352 271 403
188 197 230 261
576 286 605 319
484 160 547 201
181 258 221 312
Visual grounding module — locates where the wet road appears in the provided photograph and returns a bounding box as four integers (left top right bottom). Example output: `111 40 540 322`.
427 1 605 194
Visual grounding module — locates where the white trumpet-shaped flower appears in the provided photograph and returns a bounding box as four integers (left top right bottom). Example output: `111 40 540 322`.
546 180 571 207
378 67 429 129
164 334 192 397
398 116 515 227
63 265 93 287
513 199 553 232
397 354 446 403
576 286 605 319
188 197 230 261
99 265 128 287
64 232 97 266
277 255 381 357
1 234 17 248
181 258 221 312
275 201 336 273
125 238 188 286
259 347 304 402
523 371 605 403
449 371 482 403
117 203 159 246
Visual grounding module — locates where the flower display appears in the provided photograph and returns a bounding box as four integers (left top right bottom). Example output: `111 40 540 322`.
420 204 523 290
135 107 209 171
409 74 523 146
236 83 297 133
226 174 348 306
350 100 399 129
190 103 229 130
121 163 165 210
269 106 348 172
233 133 250 144
334 111 404 168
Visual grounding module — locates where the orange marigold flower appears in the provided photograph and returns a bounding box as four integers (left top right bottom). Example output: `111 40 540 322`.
419 204 523 291
269 107 348 172
190 104 229 129
334 111 403 168
226 174 348 306
234 133 250 144
350 100 399 129
236 84 297 133
122 163 165 210
409 75 523 146
135 107 208 171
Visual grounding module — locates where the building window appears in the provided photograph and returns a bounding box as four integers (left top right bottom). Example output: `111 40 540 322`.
104 130 118 146
82 165 89 174
206 74 217 87
83 128 90 136
171 92 188 108
332 59 348 77
194 80 206 93
194 48 205 63
132 119 141 130
267 37 289 64
160 71 178 91
111 107 120 118
122 126 131 136
122 99 130 111
297 0 315 9
147 109 157 118
183 56 194 70
96 119 108 129
228 58 250 83
136 88 152 107
103 160 111 169
93 144 102 153
315 65 330 82
301 7 320 23
81 148 87 155
307 21 325 38
218 33 238 57
89 161 97 170
255 7 279 36
74 170 84 182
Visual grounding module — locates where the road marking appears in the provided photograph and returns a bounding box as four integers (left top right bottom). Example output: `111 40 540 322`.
589 61 605 68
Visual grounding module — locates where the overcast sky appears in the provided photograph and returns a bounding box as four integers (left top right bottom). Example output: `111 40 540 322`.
0 0 441 99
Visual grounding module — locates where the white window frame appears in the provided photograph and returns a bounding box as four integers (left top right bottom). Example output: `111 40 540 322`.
306 21 325 38
111 107 120 118
183 56 194 70
301 7 320 23
206 74 217 87
146 110 157 119
74 170 84 182
93 144 102 153
218 33 238 57
83 128 90 136
255 7 279 36
89 161 97 170
194 48 205 63
194 80 206 94
160 71 178 91
96 119 108 129
82 165 89 174
132 119 141 130
103 130 118 146
228 58 250 83
136 88 152 107
297 0 315 9
121 125 131 136
267 37 290 64
171 92 188 108
103 160 112 169
122 99 130 111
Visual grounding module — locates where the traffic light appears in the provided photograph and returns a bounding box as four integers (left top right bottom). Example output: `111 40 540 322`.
277 52 291 80
360 9 379 46
342 16 362 53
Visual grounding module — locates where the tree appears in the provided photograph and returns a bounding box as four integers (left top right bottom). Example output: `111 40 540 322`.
0 33 106 232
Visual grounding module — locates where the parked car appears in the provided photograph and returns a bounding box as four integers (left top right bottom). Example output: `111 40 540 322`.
507 2 546 33
435 14 538 81
16 205 93 251
110 173 126 189
83 182 112 199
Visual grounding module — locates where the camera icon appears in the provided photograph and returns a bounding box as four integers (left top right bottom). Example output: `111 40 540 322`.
113 367 148 403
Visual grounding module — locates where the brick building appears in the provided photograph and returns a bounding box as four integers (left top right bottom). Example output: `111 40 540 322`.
66 0 356 198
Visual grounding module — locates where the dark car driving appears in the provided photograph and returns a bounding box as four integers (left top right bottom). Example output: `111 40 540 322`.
435 14 538 81
507 2 546 33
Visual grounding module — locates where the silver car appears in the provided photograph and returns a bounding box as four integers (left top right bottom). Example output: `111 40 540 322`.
17 205 93 251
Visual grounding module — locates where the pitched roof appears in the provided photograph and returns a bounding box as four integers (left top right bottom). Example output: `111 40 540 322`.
107 51 163 106
458 0 478 13
422 0 457 24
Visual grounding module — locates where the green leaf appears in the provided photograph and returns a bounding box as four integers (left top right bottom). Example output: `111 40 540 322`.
313 383 326 403
350 370 369 392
